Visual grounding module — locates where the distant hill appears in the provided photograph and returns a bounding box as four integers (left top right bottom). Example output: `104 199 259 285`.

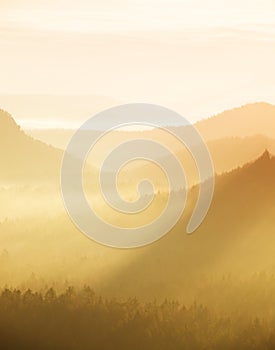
0 109 63 184
26 102 275 178
196 102 275 140
3 102 275 188
27 102 275 144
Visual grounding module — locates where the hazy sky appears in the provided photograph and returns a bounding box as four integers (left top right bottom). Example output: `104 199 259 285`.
0 0 275 127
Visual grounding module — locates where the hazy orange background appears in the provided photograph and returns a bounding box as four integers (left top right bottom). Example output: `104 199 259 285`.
0 0 275 127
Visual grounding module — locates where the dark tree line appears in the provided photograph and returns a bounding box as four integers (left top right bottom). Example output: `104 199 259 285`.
0 286 275 350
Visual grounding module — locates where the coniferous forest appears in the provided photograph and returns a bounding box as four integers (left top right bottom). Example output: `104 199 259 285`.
1 277 275 350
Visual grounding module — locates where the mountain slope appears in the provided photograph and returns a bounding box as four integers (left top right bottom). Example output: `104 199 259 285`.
0 109 63 184
206 134 275 174
104 151 275 300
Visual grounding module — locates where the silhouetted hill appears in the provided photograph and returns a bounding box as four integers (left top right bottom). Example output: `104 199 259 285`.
0 109 63 184
206 134 275 174
123 134 275 190
104 151 275 300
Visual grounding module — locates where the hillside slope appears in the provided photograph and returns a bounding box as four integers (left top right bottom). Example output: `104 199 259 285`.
0 109 63 184
105 151 275 300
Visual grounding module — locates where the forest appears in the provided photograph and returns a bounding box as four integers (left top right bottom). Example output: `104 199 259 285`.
1 276 275 350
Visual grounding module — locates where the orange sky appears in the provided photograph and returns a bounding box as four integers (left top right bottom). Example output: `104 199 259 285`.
0 0 275 127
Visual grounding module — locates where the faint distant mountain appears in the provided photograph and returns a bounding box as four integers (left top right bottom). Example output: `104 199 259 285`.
3 102 275 186
0 109 63 184
26 102 275 177
105 151 275 300
196 102 275 140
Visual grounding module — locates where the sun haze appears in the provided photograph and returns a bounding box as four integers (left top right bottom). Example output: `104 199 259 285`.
0 0 275 127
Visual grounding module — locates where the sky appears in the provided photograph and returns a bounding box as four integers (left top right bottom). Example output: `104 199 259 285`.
0 0 275 128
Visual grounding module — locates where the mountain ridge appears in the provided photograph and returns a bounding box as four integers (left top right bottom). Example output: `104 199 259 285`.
0 109 63 184
195 102 275 140
103 148 275 300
